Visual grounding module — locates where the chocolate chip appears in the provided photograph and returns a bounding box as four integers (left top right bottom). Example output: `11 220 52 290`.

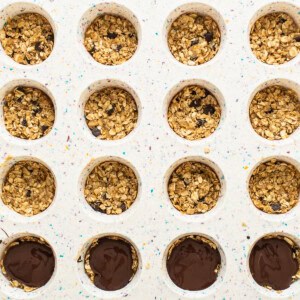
41 125 49 133
35 42 43 52
191 90 197 96
189 99 201 108
102 193 108 200
107 32 118 39
116 45 122 52
47 34 54 42
190 39 199 46
16 87 26 93
128 33 135 38
265 108 274 114
26 190 31 197
106 105 115 116
196 118 206 127
90 201 106 213
204 32 214 42
121 203 127 212
21 119 27 126
191 56 198 61
279 18 286 23
294 36 300 42
271 203 281 211
203 104 215 115
199 197 205 202
91 128 101 137
32 107 42 116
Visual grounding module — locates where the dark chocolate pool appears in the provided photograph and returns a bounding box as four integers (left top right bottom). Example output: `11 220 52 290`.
85 236 138 291
2 238 55 289
166 236 221 291
249 236 300 290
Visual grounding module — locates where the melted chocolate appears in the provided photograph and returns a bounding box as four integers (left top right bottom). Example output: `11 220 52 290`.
88 237 135 291
249 237 299 290
166 238 221 291
3 240 55 288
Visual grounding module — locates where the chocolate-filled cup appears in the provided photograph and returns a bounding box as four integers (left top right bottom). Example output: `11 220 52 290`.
1 236 55 291
84 236 139 291
166 235 221 291
249 235 300 291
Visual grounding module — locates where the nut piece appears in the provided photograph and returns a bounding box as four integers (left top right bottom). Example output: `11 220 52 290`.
168 161 221 214
168 13 221 65
84 161 138 215
84 87 138 140
167 85 221 140
84 14 138 65
249 85 300 140
249 159 300 214
0 13 54 65
250 12 300 65
3 86 55 140
1 161 55 216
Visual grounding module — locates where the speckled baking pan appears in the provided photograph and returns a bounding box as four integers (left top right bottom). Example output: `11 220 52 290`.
0 0 299 299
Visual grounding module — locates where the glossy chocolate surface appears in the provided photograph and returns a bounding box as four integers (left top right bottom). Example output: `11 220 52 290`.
167 237 221 291
3 240 55 288
249 237 299 290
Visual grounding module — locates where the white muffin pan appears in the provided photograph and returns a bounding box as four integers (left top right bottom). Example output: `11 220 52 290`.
0 0 299 299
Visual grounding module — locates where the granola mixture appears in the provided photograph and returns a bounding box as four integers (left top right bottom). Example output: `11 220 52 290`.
250 12 300 65
84 236 138 288
168 13 221 66
0 236 53 292
167 85 221 140
249 85 300 140
1 161 55 216
84 87 138 140
249 159 300 214
3 86 55 140
84 14 138 65
0 13 54 65
84 161 138 215
168 161 221 214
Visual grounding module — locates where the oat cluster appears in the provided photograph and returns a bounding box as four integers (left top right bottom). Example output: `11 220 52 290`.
84 236 138 285
249 159 300 214
168 85 221 140
168 161 221 215
84 87 138 140
168 13 221 66
84 14 138 65
0 13 54 65
250 12 300 65
1 161 55 216
250 85 300 140
3 86 55 140
0 236 50 292
84 161 138 215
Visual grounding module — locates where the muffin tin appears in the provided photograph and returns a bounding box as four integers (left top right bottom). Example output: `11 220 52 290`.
0 0 299 299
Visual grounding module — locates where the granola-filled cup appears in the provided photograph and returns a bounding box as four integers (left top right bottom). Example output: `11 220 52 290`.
0 3 56 66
